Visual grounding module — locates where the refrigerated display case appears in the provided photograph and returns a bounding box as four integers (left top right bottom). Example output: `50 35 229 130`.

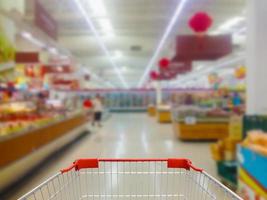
172 106 230 140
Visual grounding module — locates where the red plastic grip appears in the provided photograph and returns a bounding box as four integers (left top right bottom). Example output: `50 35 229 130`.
168 158 203 172
61 158 203 173
61 158 98 173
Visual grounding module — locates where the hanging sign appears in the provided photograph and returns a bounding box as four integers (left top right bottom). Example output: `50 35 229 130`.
173 35 232 61
15 52 39 63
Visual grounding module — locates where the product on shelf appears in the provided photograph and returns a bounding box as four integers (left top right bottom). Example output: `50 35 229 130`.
217 161 238 190
211 138 240 161
210 114 244 190
238 133 267 200
242 130 267 156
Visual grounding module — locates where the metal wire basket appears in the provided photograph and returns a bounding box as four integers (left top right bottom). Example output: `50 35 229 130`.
19 158 242 200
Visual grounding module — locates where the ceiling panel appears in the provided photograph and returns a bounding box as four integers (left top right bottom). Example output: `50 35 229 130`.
23 0 246 88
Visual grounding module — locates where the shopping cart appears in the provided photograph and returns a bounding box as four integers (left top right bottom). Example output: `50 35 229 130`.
19 158 242 200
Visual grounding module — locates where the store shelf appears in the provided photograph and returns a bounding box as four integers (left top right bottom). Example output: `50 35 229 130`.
0 113 88 191
0 113 87 167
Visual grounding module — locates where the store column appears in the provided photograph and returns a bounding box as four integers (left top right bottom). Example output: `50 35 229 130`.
246 0 267 114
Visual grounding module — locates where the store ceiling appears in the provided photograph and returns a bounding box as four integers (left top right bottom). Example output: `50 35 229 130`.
23 0 246 88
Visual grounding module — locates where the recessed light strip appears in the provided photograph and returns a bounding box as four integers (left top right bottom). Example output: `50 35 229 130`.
73 0 128 88
138 0 188 87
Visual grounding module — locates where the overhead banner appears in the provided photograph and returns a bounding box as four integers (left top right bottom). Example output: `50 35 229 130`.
35 0 58 40
174 35 232 61
15 52 39 63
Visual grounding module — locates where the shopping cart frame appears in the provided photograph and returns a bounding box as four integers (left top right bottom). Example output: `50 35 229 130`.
19 158 243 200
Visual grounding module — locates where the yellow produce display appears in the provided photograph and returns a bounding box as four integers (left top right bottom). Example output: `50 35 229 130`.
157 105 172 123
242 130 267 156
210 138 240 161
172 106 231 140
147 105 156 117
229 116 243 141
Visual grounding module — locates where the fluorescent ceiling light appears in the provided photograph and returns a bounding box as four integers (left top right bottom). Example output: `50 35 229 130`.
121 66 127 72
195 65 204 71
21 31 45 48
105 32 115 38
49 47 58 54
138 0 188 87
218 16 245 32
98 18 113 32
73 0 128 88
87 0 107 17
219 68 235 77
236 27 247 35
21 31 31 38
86 0 115 36
114 50 123 58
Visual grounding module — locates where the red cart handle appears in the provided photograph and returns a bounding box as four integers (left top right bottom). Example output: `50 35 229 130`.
61 158 203 173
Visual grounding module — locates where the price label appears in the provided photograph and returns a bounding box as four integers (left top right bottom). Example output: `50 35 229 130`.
185 116 197 125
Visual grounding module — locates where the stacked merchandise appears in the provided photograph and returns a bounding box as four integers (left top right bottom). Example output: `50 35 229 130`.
210 116 243 189
238 131 267 200
211 115 267 199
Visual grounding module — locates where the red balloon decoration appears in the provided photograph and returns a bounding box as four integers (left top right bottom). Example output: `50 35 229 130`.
189 12 213 33
159 58 170 70
150 71 159 80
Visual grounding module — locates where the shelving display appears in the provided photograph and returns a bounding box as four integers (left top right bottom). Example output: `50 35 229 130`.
238 131 267 200
172 106 230 140
210 115 267 199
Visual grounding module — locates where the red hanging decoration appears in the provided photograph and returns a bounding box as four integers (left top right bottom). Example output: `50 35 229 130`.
189 12 213 34
150 71 159 80
159 58 170 70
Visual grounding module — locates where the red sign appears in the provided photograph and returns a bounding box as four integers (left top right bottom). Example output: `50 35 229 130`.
35 0 58 39
174 35 232 61
158 61 192 80
15 52 39 63
41 65 72 75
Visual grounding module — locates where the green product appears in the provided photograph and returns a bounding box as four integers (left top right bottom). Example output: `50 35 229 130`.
217 161 237 187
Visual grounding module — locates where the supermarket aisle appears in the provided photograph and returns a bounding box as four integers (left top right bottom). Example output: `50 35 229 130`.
9 113 216 199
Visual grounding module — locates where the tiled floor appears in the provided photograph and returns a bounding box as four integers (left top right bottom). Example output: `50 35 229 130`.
9 113 217 199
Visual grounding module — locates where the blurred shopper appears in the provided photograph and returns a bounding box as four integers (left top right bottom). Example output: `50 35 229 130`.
92 94 104 127
83 97 93 120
